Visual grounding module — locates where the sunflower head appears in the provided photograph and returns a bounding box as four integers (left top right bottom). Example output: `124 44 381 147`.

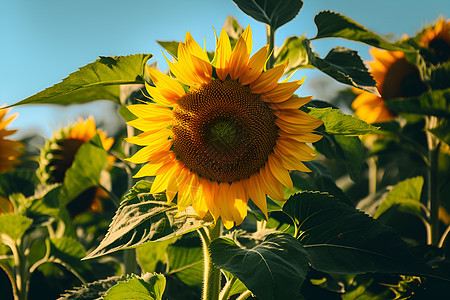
352 48 428 124
38 117 114 215
126 26 322 229
0 107 23 173
419 18 450 64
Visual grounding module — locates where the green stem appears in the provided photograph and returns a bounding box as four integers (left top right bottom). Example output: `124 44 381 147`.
426 116 441 247
368 156 377 195
10 240 28 300
219 276 237 300
236 290 253 300
266 25 275 70
199 220 222 300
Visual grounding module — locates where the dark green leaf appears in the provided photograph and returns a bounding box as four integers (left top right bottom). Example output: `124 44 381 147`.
103 273 166 300
9 54 152 107
304 40 379 95
306 107 379 135
274 36 312 74
59 140 108 206
49 237 93 282
314 134 364 181
166 235 203 287
0 214 32 241
428 62 450 90
210 233 309 300
283 192 438 276
384 89 450 118
232 0 303 31
374 177 425 218
84 181 213 260
313 11 413 52
0 169 37 198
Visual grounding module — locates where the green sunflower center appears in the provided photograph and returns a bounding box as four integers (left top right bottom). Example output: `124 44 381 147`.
172 79 278 182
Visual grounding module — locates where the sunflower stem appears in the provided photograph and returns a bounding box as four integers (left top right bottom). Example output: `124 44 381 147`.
266 25 275 70
426 116 441 247
199 221 222 300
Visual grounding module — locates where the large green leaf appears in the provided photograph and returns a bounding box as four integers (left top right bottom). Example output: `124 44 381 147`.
0 169 37 198
232 0 303 31
0 214 32 241
274 35 311 74
84 181 213 260
313 11 412 52
58 139 108 206
429 119 450 145
374 177 425 219
103 273 166 300
9 54 152 107
282 192 437 276
137 238 176 273
304 40 379 95
306 106 379 135
384 89 450 118
210 233 309 300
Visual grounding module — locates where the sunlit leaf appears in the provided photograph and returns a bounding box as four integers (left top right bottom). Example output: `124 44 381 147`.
313 11 413 52
274 35 312 74
374 177 425 219
384 89 450 118
232 0 303 31
103 273 166 300
306 106 379 135
304 40 379 95
156 41 179 59
0 214 32 241
283 192 440 276
137 238 175 273
210 233 309 300
84 181 213 260
429 119 450 146
223 15 245 40
57 273 164 300
9 54 152 107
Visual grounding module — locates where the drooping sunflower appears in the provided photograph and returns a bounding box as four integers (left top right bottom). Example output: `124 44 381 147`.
419 18 450 64
352 48 428 124
39 117 114 215
126 26 323 229
0 107 23 173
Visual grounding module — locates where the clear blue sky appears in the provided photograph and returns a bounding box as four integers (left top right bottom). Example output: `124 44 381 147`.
1 0 448 138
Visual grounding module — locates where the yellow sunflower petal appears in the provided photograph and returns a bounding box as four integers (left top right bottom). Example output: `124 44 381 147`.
261 79 304 103
267 154 293 190
249 61 288 94
146 66 186 100
215 29 232 81
229 37 250 80
239 45 269 86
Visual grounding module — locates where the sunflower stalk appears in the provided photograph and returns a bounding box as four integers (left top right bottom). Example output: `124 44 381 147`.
426 116 441 247
199 221 222 300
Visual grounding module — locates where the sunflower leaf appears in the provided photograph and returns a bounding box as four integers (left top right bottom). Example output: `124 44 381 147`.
282 191 445 277
374 177 425 219
305 107 379 135
232 0 303 31
303 40 379 95
384 88 450 118
429 119 450 146
58 139 108 206
57 273 165 300
84 181 213 260
9 54 152 107
102 273 166 300
274 35 312 74
210 233 309 300
156 41 179 59
312 11 413 52
0 214 33 241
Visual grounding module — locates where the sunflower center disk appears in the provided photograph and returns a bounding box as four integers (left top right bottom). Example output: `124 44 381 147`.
172 79 278 183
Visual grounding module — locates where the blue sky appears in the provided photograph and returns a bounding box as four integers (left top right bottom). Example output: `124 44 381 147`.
1 0 448 138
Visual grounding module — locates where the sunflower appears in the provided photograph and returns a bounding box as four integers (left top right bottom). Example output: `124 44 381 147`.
352 48 428 124
39 117 114 215
0 107 23 173
419 18 450 64
126 26 322 229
